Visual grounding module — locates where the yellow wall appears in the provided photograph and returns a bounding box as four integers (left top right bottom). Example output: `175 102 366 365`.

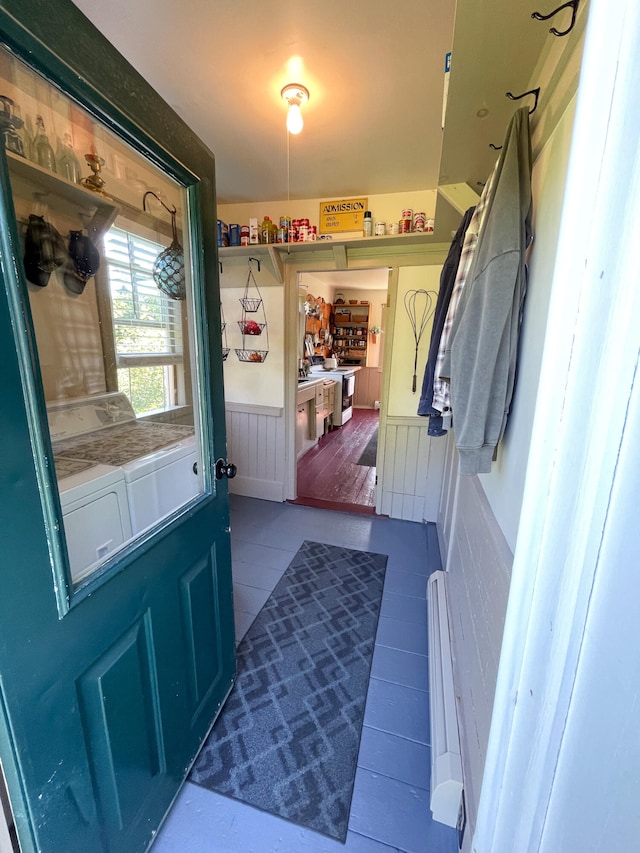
218 189 437 240
388 266 441 417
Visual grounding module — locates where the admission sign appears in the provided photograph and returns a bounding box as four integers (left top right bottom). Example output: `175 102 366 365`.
319 197 368 234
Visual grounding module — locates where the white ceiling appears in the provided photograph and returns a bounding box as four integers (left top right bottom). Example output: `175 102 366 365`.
70 0 551 215
301 268 389 294
71 0 456 204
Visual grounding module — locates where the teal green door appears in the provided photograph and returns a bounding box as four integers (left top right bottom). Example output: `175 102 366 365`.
0 4 235 851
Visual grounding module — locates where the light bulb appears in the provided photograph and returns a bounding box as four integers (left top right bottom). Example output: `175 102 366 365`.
281 84 309 135
286 103 303 135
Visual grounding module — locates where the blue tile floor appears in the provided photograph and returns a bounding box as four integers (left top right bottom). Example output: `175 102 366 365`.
154 496 459 853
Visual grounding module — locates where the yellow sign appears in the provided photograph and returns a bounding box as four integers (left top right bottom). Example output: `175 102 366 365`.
319 198 368 234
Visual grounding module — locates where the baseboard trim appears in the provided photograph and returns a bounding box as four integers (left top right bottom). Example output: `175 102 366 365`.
229 475 284 502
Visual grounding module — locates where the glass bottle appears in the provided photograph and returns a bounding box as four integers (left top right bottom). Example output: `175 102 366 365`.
56 132 82 182
33 114 57 172
363 210 373 237
0 96 25 157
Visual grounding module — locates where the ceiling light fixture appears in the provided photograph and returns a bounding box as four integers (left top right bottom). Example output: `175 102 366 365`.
281 83 309 135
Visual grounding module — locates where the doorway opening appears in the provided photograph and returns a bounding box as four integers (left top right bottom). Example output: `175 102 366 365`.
293 268 388 515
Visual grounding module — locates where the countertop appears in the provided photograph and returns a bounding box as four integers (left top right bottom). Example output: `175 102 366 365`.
309 365 361 376
297 375 338 403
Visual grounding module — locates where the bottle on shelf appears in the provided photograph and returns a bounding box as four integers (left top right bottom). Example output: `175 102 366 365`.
56 132 82 183
33 114 56 172
363 210 373 237
0 96 25 157
260 216 274 244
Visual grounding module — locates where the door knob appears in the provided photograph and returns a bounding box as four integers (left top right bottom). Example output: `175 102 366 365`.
215 458 237 480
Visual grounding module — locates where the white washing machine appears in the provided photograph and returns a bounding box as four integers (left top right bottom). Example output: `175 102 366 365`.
54 455 132 583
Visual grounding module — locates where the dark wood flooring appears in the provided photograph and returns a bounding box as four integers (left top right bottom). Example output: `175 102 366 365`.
292 408 379 515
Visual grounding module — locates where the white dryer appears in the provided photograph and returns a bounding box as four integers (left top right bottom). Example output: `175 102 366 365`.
120 438 197 535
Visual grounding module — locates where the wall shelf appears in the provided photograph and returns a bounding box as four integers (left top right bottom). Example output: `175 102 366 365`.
7 151 119 238
218 232 447 284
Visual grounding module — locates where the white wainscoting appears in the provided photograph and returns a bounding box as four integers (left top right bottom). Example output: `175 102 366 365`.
438 462 513 847
378 416 446 522
437 431 459 567
225 402 286 502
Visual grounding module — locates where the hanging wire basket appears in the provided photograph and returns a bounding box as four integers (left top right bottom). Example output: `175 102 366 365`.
239 296 262 312
235 348 269 363
236 262 269 364
220 301 230 361
237 319 266 335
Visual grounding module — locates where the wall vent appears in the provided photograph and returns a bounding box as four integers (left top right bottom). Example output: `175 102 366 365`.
427 570 463 827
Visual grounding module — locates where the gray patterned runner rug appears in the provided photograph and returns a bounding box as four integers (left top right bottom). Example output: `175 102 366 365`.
189 539 387 842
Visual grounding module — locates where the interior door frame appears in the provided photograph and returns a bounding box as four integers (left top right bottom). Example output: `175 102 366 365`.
284 250 448 505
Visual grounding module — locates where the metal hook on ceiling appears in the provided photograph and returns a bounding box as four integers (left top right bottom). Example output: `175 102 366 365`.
532 0 579 37
489 143 503 151
248 256 261 273
505 86 541 115
142 190 176 217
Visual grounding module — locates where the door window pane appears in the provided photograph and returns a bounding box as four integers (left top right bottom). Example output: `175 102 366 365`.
0 45 208 587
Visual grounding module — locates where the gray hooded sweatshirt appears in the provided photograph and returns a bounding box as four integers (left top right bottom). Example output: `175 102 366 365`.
440 106 532 474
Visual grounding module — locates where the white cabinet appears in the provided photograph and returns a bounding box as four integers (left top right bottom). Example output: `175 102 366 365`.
296 401 313 460
296 379 322 459
296 378 337 457
314 381 335 439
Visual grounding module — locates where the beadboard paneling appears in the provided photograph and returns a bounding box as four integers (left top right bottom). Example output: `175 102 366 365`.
441 472 513 844
353 367 382 409
225 406 286 502
437 431 458 566
379 417 446 522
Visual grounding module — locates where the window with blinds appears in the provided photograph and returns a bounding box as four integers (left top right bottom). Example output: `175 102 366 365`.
103 226 184 415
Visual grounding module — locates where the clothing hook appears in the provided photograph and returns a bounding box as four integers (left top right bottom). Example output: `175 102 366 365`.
531 0 579 37
505 86 541 115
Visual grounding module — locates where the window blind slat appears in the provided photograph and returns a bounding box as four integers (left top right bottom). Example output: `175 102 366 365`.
106 226 183 356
